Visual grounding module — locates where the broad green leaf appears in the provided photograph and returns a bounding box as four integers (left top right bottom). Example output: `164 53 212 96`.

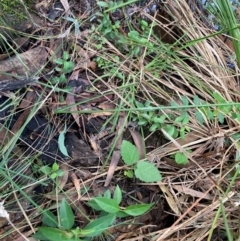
135 100 144 108
97 1 109 8
213 92 226 103
54 58 64 65
63 51 70 60
33 231 49 241
170 101 178 107
123 203 154 216
113 185 122 204
134 161 162 182
42 210 58 228
103 189 111 199
81 213 116 237
193 95 200 105
60 199 75 230
58 124 70 157
50 173 57 179
181 95 189 106
175 115 185 123
138 119 148 126
34 227 73 241
39 165 51 175
152 115 166 124
63 61 74 74
207 108 214 120
116 211 130 218
93 197 120 213
162 125 178 139
121 140 140 165
195 110 204 124
175 152 188 165
149 123 159 132
182 112 189 125
52 162 59 172
124 170 134 178
218 112 225 124
87 199 102 211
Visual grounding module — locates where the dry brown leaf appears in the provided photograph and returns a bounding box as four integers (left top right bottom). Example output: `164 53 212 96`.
74 45 95 70
129 128 145 159
158 182 180 216
11 92 37 134
70 171 81 200
18 91 36 109
172 184 213 200
104 116 126 186
66 93 80 126
0 46 48 80
57 163 69 190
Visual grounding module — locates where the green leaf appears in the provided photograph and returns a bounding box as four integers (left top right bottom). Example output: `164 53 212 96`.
63 61 74 74
58 124 70 157
34 227 73 241
113 185 122 204
149 123 159 132
54 58 64 65
175 152 188 165
39 165 51 175
162 125 178 139
175 115 185 123
213 92 226 103
42 211 58 228
134 161 162 182
81 213 116 237
207 108 214 120
181 95 189 106
182 113 189 125
50 173 57 179
218 112 225 124
93 197 120 213
121 140 140 165
116 211 130 218
97 1 109 8
124 170 134 178
152 115 166 124
52 162 59 172
103 189 111 199
60 199 75 230
138 119 148 126
87 199 102 211
63 51 69 60
123 203 154 216
193 95 200 105
195 110 204 124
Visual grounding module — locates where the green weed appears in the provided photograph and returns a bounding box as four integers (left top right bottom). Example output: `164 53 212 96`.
33 185 153 241
121 140 162 182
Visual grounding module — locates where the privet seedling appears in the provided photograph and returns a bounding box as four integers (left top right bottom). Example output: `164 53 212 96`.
39 162 64 180
121 140 162 182
33 186 153 241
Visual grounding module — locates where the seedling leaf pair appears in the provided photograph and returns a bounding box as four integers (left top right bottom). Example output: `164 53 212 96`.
121 140 162 182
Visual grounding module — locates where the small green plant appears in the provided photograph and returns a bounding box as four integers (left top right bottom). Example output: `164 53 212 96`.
33 186 153 241
51 51 75 84
131 99 189 139
39 162 64 180
121 140 162 182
